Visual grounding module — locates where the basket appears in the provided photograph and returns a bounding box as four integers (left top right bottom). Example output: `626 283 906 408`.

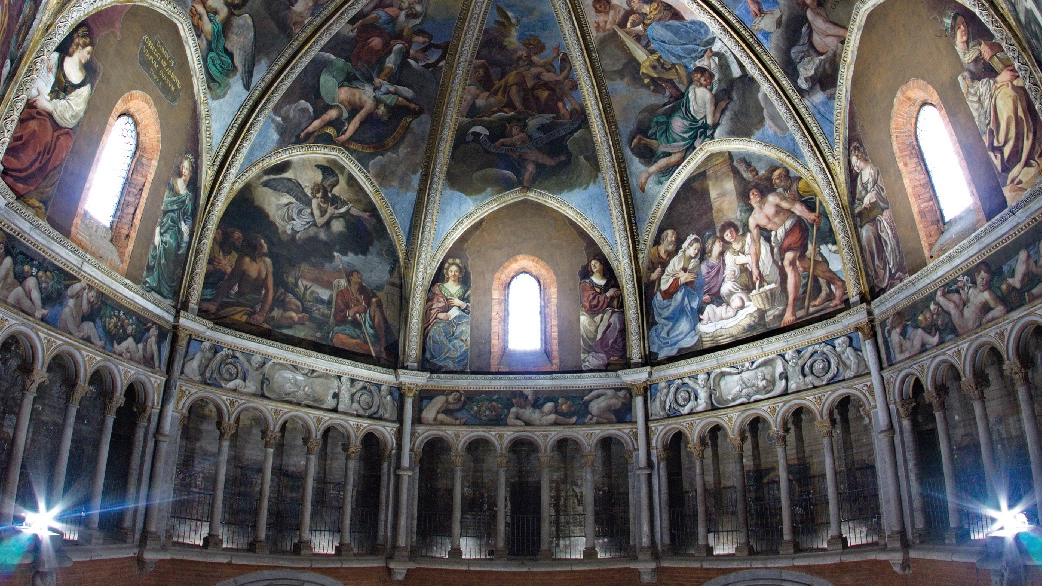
749 283 780 311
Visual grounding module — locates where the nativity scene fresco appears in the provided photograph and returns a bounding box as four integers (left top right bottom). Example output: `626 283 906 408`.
244 0 457 239
0 8 201 299
418 387 632 425
199 153 401 366
646 149 846 362
579 0 806 230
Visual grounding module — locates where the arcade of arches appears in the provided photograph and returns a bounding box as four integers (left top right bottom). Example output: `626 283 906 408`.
0 0 1038 584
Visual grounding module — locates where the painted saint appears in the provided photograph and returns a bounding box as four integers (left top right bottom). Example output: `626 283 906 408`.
141 153 196 300
423 258 471 372
578 254 626 370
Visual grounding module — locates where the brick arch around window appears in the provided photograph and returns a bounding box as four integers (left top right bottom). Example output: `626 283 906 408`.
890 78 984 258
491 254 559 371
72 91 161 273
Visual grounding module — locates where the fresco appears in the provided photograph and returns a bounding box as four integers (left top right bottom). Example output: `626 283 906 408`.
184 0 336 145
846 113 907 297
435 0 615 251
0 8 201 294
882 217 1042 366
0 0 48 96
0 228 169 370
418 387 632 425
580 0 805 231
242 0 458 241
182 338 400 419
199 153 401 366
422 257 471 372
646 150 846 362
923 0 1042 204
649 332 867 418
579 254 626 369
999 0 1041 64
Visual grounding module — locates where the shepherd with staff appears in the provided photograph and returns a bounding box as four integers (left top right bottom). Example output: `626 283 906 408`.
747 180 847 327
330 252 390 360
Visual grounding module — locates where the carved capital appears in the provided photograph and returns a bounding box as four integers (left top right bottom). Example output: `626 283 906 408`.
584 451 597 468
538 452 553 467
630 382 648 397
896 399 915 420
686 442 706 459
25 369 47 394
768 429 788 446
105 395 125 417
262 430 281 448
855 322 874 341
497 454 509 468
304 438 322 454
625 450 634 465
218 421 237 439
344 444 362 459
726 436 744 453
177 413 189 430
69 383 91 406
401 384 420 399
924 388 947 411
815 419 834 438
136 407 152 424
452 451 465 468
1004 363 1029 388
961 378 985 402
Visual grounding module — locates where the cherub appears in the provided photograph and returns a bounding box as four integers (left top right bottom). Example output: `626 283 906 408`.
1003 240 1042 305
265 164 376 238
190 0 255 99
7 265 55 320
492 118 569 188
420 389 467 425
182 341 216 381
591 0 626 34
887 313 940 363
113 323 161 368
934 262 1007 335
582 388 631 424
834 336 867 376
507 391 577 425
58 281 103 347
220 352 266 394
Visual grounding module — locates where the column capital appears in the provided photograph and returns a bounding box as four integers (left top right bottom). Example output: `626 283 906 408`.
262 429 281 448
25 368 47 393
768 429 788 446
344 444 362 459
896 398 915 420
726 435 744 453
497 453 509 468
815 419 834 438
177 412 189 430
400 384 420 398
584 451 597 468
218 421 238 439
855 322 874 341
452 451 465 468
136 406 153 424
1004 362 1029 387
625 450 634 465
304 437 322 454
69 383 91 406
686 442 706 459
960 377 985 401
924 388 947 411
538 452 553 467
105 395 126 417
654 448 668 462
630 381 649 397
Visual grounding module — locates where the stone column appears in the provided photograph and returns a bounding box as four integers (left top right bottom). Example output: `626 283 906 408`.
50 383 89 507
294 437 321 555
84 395 125 541
817 419 845 550
962 377 999 503
924 388 965 544
858 324 906 548
117 408 151 543
375 448 392 554
632 384 653 559
772 429 795 554
654 448 670 555
393 386 416 558
729 435 751 556
687 442 711 557
337 444 361 556
133 407 160 538
495 453 507 557
583 450 598 559
248 430 280 554
409 452 420 552
0 369 47 524
539 452 552 559
449 451 464 558
896 399 927 542
202 421 236 550
1005 363 1042 523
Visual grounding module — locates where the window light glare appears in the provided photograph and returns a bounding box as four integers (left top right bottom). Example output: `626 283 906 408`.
916 104 972 222
507 273 541 350
84 115 137 224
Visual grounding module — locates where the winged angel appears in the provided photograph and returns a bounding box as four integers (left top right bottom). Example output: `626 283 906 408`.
191 0 255 100
265 164 377 241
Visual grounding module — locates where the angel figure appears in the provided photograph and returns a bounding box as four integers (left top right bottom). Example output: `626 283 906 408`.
266 164 376 239
219 351 266 394
467 114 581 188
190 0 255 99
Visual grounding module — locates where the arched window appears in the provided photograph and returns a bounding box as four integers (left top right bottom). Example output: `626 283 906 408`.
891 79 984 259
507 273 542 351
72 91 161 273
491 255 559 371
916 104 973 223
83 115 137 224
